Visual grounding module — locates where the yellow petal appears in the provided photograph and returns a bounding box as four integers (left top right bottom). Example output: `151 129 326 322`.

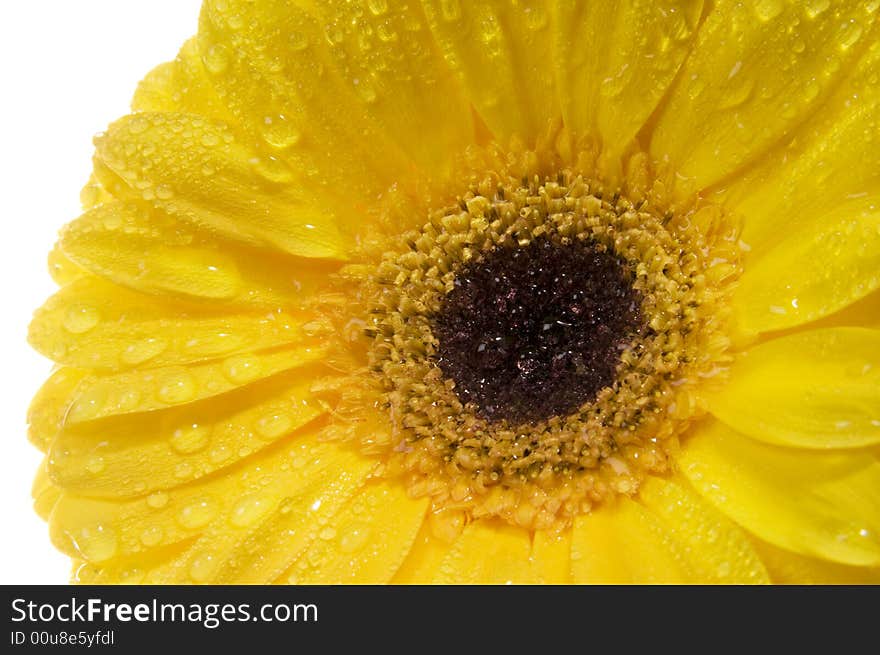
180 445 375 584
722 39 880 251
433 520 538 584
391 509 465 584
422 0 556 140
281 482 428 584
48 434 371 576
27 367 87 452
94 113 348 259
196 0 413 217
132 38 231 121
531 528 573 584
302 0 475 174
47 246 86 287
651 0 876 193
48 371 324 497
570 498 690 583
71 545 191 585
66 343 325 423
678 419 880 566
751 538 880 584
58 203 332 307
33 460 61 521
553 0 703 162
638 477 769 583
29 278 311 371
708 328 880 449
732 199 880 336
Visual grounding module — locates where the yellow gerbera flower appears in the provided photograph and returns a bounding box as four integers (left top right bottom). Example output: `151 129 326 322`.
27 0 880 584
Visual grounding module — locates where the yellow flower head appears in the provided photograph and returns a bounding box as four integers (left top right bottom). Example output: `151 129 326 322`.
28 0 880 584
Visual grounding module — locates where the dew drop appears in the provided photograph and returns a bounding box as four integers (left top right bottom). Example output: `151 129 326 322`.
72 525 118 563
208 445 232 465
113 388 141 413
146 492 169 509
804 0 830 19
63 304 99 334
170 423 212 454
222 354 263 384
838 21 863 51
189 552 218 583
339 524 371 553
200 132 221 147
128 116 150 135
261 114 302 149
121 338 168 366
69 387 108 422
752 0 783 21
85 455 105 475
177 498 218 529
140 526 164 547
255 412 294 439
174 462 194 480
230 495 272 527
250 155 294 184
158 371 198 404
203 43 230 74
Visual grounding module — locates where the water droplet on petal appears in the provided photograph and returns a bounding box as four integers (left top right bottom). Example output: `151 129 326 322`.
63 304 99 334
339 524 371 553
804 0 830 19
85 456 105 474
170 424 212 454
255 412 294 439
222 355 262 384
208 444 232 465
230 495 272 527
752 0 783 21
146 492 169 509
177 498 218 529
158 371 197 404
72 524 118 563
140 526 164 547
189 551 218 582
203 44 230 74
121 338 168 366
261 114 301 149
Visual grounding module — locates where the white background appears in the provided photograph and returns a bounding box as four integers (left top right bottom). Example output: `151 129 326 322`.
0 1 203 584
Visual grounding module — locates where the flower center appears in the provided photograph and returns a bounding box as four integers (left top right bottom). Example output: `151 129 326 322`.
330 154 742 531
433 236 643 424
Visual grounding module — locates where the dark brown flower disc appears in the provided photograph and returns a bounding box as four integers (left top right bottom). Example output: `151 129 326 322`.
433 236 643 425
